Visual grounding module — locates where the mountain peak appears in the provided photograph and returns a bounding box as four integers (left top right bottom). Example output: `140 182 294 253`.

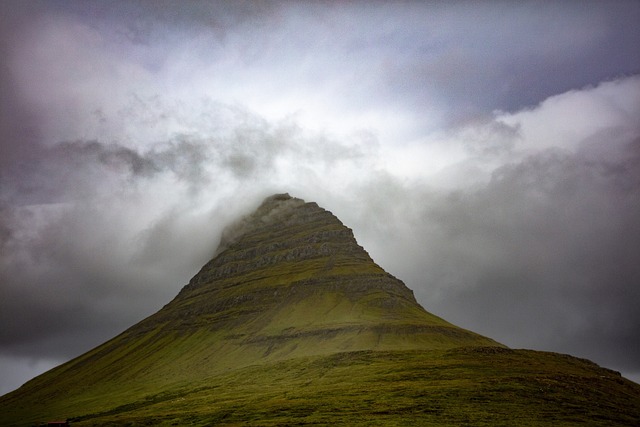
2 194 640 426
215 193 303 255
116 193 501 359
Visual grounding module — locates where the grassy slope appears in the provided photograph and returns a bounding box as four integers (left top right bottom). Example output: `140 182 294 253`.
4 197 638 424
3 348 639 426
0 285 499 426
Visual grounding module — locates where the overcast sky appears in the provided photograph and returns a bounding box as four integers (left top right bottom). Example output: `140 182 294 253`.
1 0 640 394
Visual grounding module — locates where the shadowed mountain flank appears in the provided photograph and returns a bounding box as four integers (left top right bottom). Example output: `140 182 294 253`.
1 194 639 426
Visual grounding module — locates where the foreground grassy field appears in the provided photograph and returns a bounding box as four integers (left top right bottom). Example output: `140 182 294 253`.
4 347 638 426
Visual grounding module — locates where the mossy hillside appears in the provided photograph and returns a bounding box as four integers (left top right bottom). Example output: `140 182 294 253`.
10 281 495 416
4 194 636 425
4 348 639 426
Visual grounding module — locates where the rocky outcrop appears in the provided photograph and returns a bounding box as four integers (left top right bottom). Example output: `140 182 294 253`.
188 193 375 287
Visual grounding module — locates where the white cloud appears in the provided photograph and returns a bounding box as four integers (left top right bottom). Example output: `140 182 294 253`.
497 76 640 154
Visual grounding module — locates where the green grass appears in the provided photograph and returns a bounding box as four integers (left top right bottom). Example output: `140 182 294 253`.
4 348 638 426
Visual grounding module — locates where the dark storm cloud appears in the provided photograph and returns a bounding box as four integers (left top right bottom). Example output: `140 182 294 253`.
56 140 159 176
2 120 272 206
2 140 156 205
353 136 640 375
445 142 640 369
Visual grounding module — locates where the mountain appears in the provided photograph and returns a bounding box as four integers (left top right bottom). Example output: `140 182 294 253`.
1 193 639 426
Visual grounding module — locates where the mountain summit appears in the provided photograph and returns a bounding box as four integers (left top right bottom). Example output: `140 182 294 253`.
2 194 639 426
133 192 500 363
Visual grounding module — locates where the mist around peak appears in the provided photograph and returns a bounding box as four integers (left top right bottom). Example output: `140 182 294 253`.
215 193 305 255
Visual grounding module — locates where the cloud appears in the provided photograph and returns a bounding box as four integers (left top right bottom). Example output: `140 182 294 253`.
430 140 640 369
497 75 640 154
340 77 640 377
0 103 381 366
7 0 638 149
